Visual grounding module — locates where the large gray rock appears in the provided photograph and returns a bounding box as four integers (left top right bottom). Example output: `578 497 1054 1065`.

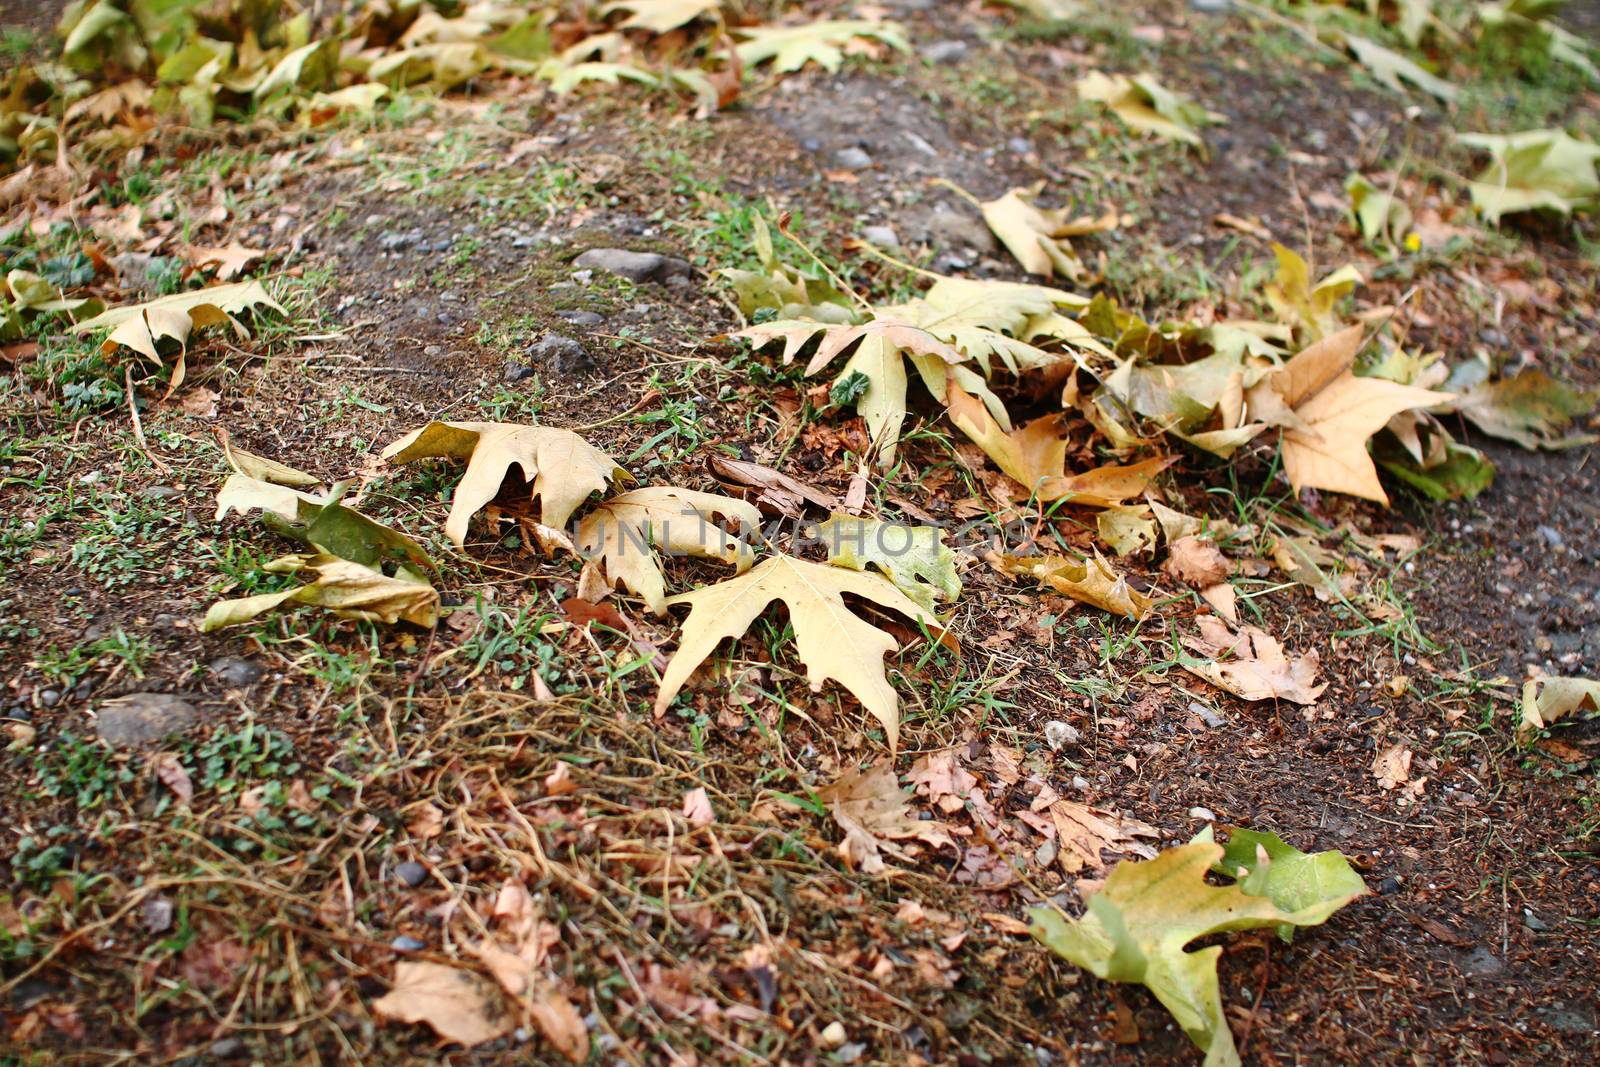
95 693 199 748
572 248 693 284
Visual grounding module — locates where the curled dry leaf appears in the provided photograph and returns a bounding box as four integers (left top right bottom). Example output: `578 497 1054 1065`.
1520 676 1600 735
817 761 956 875
1181 616 1326 704
201 552 439 632
681 786 715 827
980 184 1119 281
706 453 841 516
371 961 513 1049
576 487 761 615
382 421 626 545
73 281 284 362
1372 742 1414 791
653 553 953 751
153 752 193 803
998 553 1153 620
1164 535 1231 588
1048 800 1160 874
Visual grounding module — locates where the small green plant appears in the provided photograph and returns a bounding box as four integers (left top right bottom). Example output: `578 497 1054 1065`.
34 734 134 810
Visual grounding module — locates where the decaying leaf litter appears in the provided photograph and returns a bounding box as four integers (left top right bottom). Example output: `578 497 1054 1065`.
2 0 1599 1063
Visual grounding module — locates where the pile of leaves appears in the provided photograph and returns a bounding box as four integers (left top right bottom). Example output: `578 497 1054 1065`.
2 0 907 185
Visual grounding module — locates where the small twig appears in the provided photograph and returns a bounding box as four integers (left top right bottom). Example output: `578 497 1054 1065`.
124 366 170 474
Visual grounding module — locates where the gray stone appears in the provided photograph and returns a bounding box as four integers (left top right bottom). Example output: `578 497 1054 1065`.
1190 0 1231 11
1537 524 1563 548
927 205 997 253
210 657 263 688
528 334 594 375
920 40 968 64
38 688 60 707
391 935 427 952
1460 946 1504 977
141 485 181 501
572 247 693 284
860 225 900 250
395 860 428 888
95 693 199 748
504 362 536 383
208 1037 247 1059
833 146 873 171
800 137 822 152
1008 137 1033 155
555 309 603 327
378 230 420 252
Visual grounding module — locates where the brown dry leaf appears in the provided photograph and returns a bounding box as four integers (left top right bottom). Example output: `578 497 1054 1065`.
980 185 1118 280
1181 616 1326 704
178 939 249 993
998 553 1153 620
181 242 266 280
1199 582 1238 624
653 554 952 751
1372 742 1413 790
528 983 589 1062
407 803 445 840
575 487 761 615
372 962 513 1048
1043 457 1173 508
947 383 1069 497
817 761 956 875
1048 799 1160 874
681 786 715 827
382 422 626 544
906 748 979 814
1164 536 1230 587
180 387 219 417
544 761 579 796
706 453 842 516
152 753 192 803
1247 325 1452 503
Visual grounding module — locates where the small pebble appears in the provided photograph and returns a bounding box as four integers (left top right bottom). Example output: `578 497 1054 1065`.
1536 525 1563 548
395 860 428 888
860 225 900 250
1044 720 1080 750
820 1021 847 1048
920 40 969 64
833 146 873 170
1189 806 1217 821
391 934 428 952
555 309 603 327
38 689 60 708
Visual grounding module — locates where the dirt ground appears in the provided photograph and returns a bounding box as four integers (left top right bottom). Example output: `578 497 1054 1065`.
2 2 1599 1065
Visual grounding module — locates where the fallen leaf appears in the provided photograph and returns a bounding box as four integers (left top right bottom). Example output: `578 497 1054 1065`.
1372 742 1413 790
382 421 626 544
1343 32 1457 101
74 281 284 362
1048 800 1159 874
981 185 1117 280
1450 369 1598 450
372 962 513 1048
181 242 266 280
1096 504 1157 557
813 514 960 610
152 753 192 803
202 552 439 631
408 803 445 840
1182 617 1326 704
1457 128 1600 223
653 554 953 750
1077 70 1223 145
817 761 955 874
706 453 842 516
601 0 721 34
527 982 589 1061
576 487 761 614
681 786 715 827
1164 536 1230 588
998 553 1153 620
733 19 909 73
906 748 980 815
1519 676 1600 735
1030 839 1365 1067
1197 825 1370 941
